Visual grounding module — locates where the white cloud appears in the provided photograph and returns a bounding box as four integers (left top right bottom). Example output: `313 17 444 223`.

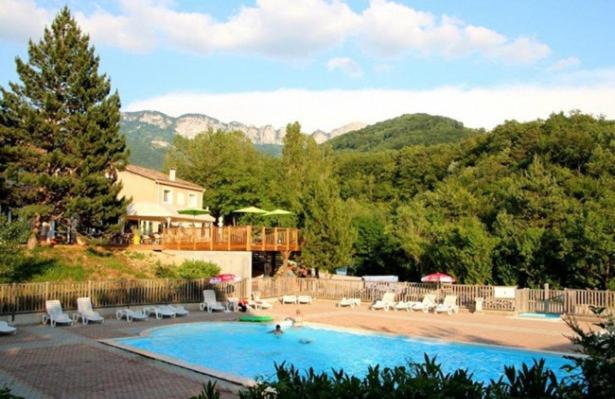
0 0 50 42
0 0 551 64
125 85 615 132
548 56 581 72
358 1 550 63
326 57 363 77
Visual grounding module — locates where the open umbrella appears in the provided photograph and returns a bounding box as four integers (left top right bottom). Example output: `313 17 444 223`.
177 208 211 224
261 209 293 216
421 272 455 283
234 206 267 214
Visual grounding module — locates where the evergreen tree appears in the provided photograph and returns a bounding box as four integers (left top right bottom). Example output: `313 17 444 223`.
0 7 127 239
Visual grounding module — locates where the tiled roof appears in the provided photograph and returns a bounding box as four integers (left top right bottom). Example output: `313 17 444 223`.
124 164 204 191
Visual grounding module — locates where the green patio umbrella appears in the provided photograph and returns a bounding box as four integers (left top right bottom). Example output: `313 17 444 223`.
233 206 267 214
261 209 293 216
177 208 211 225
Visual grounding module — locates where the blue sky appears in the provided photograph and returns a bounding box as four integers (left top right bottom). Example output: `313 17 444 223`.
1 0 614 131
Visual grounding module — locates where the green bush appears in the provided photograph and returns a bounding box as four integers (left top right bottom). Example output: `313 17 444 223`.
155 260 221 280
177 260 220 279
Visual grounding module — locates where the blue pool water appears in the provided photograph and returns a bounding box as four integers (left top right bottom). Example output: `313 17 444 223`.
518 312 561 320
114 322 570 383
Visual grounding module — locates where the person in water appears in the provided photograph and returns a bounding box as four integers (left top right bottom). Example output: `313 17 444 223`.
284 309 303 328
269 324 283 335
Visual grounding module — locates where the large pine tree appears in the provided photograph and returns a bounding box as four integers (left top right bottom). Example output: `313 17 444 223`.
0 7 127 240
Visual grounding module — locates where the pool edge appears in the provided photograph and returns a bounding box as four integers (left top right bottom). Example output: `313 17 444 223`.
99 337 257 387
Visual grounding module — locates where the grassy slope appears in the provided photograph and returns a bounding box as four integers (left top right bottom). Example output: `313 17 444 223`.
21 246 161 282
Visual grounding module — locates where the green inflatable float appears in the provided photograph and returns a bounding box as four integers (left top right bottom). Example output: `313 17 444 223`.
239 315 274 323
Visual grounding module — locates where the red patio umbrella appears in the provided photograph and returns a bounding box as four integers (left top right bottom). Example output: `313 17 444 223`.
421 272 455 283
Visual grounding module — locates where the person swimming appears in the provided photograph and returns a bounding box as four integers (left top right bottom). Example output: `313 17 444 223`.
269 324 283 335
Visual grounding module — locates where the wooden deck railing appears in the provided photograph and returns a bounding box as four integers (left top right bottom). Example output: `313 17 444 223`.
159 226 301 252
252 277 615 316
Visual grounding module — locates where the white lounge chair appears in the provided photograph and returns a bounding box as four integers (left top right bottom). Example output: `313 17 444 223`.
434 295 459 315
394 300 421 311
44 300 73 327
0 321 16 335
411 294 437 313
116 308 148 322
144 305 176 319
199 290 226 312
76 297 104 325
370 292 396 311
298 295 313 304
249 292 273 310
337 297 361 308
166 304 189 316
281 295 298 304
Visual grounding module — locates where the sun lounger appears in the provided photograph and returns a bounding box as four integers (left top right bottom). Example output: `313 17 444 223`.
116 309 148 322
76 297 104 325
370 292 396 311
144 306 176 319
298 295 313 304
411 294 437 313
0 321 16 335
394 300 421 311
337 297 361 308
281 295 298 304
44 300 73 327
434 295 459 315
199 290 226 312
166 305 189 316
249 291 273 309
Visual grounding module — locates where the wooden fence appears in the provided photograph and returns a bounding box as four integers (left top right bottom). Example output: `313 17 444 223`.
252 277 615 316
2 276 614 317
0 278 250 316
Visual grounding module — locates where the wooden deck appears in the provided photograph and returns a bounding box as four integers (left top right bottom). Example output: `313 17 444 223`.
159 226 301 252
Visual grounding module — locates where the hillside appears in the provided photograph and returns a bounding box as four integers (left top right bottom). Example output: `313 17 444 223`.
121 110 363 169
328 113 480 152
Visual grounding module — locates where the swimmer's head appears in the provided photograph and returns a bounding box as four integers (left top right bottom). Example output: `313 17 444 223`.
275 324 281 331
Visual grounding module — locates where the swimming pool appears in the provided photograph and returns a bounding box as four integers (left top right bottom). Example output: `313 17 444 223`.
107 322 571 385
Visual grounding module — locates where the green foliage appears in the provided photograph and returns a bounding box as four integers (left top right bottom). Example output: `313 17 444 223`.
0 217 30 282
237 355 578 399
165 130 276 217
177 260 221 279
329 113 479 152
563 308 615 398
189 381 220 399
282 123 355 271
0 7 127 239
0 386 24 399
155 260 221 279
344 112 615 287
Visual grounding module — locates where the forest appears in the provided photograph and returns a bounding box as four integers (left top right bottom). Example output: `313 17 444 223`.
165 112 615 290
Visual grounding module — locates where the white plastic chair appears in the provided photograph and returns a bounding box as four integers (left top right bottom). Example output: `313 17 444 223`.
0 321 16 335
199 290 225 312
370 292 396 311
44 300 73 327
411 294 438 313
434 295 460 315
76 297 104 325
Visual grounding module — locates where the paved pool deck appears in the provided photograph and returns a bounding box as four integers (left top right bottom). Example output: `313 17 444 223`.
0 300 594 398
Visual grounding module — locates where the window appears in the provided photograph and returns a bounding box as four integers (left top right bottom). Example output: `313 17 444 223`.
163 189 172 204
177 193 185 206
189 193 197 207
